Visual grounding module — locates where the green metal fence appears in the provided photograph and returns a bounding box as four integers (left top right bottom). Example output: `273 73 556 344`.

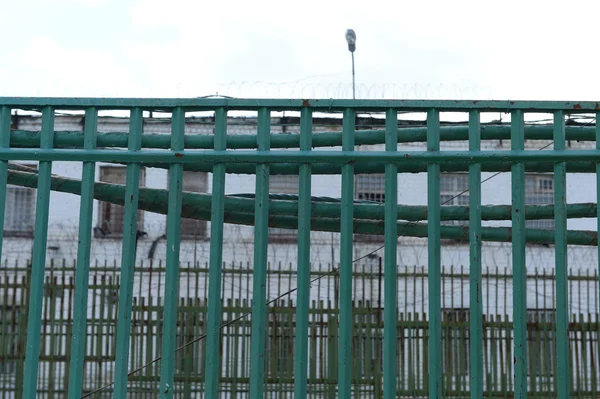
0 98 599 398
0 262 599 398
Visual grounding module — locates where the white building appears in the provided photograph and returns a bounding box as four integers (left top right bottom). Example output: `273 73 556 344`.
1 112 598 314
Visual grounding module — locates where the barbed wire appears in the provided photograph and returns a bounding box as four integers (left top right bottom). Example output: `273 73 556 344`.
211 81 495 100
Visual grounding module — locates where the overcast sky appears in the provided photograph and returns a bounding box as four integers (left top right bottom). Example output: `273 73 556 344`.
2 0 599 102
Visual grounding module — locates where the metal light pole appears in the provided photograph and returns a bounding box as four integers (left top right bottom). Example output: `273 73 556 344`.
345 29 356 99
334 29 358 308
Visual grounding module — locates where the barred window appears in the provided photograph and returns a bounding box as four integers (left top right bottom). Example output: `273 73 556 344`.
4 186 35 237
3 164 36 237
525 174 554 230
97 166 145 237
176 170 208 239
355 174 386 241
440 173 469 226
268 175 298 242
355 174 385 203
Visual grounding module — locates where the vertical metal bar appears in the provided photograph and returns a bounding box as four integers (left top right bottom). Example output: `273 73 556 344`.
427 108 442 399
249 107 271 398
384 108 398 399
0 106 10 259
553 110 570 399
294 107 313 399
511 110 527 399
468 110 483 399
113 107 143 397
204 107 228 397
67 107 98 399
338 107 355 398
159 107 185 397
23 106 55 398
597 111 600 388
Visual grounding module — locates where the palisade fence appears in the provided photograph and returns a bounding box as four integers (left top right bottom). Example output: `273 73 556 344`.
0 260 599 397
3 98 600 399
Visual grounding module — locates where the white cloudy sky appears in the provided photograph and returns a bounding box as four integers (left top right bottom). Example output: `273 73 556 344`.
1 0 599 101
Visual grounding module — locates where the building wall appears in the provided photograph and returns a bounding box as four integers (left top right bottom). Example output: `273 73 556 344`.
2 114 598 273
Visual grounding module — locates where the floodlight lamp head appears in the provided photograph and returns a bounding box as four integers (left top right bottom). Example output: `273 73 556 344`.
345 29 356 52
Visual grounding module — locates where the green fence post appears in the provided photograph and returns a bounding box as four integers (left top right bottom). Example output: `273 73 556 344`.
427 108 442 399
553 110 570 399
469 109 483 399
338 107 355 398
511 110 528 399
159 107 185 397
383 108 398 399
113 107 144 398
249 107 271 398
67 107 98 399
23 106 55 398
294 107 313 399
204 107 228 397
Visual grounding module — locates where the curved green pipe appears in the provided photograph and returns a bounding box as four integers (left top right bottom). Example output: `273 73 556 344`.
7 163 597 222
6 168 598 246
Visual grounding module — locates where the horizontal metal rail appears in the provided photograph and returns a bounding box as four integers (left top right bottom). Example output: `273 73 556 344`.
122 160 600 174
1 148 600 163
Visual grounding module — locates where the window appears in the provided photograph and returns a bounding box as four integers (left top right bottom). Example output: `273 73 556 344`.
355 174 385 203
440 173 469 226
4 186 36 237
527 309 555 379
441 308 470 378
176 171 208 239
97 166 145 237
525 174 554 230
355 174 386 241
268 175 298 242
3 164 36 237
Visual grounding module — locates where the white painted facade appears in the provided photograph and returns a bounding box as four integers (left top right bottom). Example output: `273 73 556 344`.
1 113 598 314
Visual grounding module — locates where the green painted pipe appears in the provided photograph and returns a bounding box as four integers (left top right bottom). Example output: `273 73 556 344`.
4 149 600 172
229 193 597 222
6 168 598 246
7 163 597 222
7 124 597 150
